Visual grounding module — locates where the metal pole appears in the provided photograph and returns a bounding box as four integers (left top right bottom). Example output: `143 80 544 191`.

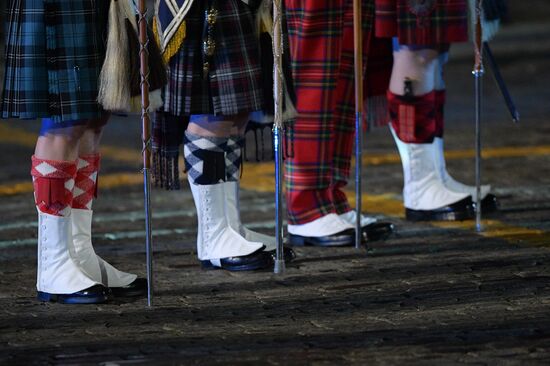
273 0 285 274
473 0 483 232
353 0 363 250
137 0 154 305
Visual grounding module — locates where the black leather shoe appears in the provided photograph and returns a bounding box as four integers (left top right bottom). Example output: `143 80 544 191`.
474 193 499 213
37 284 110 304
110 278 148 297
362 222 394 242
201 247 273 271
268 246 296 263
288 228 355 247
405 196 474 221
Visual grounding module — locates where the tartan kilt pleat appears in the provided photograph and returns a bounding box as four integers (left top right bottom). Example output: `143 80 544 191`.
163 0 263 116
1 0 109 123
375 0 468 45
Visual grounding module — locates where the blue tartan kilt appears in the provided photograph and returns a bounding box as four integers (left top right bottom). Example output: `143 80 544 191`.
1 0 110 123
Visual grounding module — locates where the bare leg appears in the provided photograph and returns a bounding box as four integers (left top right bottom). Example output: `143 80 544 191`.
389 47 438 96
78 115 109 156
231 112 250 136
186 112 249 137
34 125 87 161
34 114 108 160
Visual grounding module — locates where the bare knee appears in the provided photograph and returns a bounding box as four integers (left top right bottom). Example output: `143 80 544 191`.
35 125 88 161
389 48 439 95
186 113 250 137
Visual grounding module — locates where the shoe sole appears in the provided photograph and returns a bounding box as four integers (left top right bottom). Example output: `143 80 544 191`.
110 278 148 298
268 248 296 263
110 288 147 298
478 194 499 214
406 208 474 222
288 234 354 247
37 291 109 304
363 223 395 242
201 257 273 271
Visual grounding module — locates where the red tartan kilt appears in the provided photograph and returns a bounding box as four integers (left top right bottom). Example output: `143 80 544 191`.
375 0 468 45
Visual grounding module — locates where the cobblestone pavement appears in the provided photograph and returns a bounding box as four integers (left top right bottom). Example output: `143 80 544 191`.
1 3 550 365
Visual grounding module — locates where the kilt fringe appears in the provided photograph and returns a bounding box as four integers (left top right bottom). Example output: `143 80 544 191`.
364 35 393 128
366 95 390 128
152 150 182 190
244 120 275 162
155 0 194 62
151 111 188 190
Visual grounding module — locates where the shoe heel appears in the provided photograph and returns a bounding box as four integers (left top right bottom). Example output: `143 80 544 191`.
288 234 306 246
38 288 109 304
37 291 56 302
200 260 217 270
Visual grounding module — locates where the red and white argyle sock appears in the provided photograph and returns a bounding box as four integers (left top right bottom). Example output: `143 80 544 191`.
72 154 100 210
388 90 437 144
435 89 446 138
31 156 77 217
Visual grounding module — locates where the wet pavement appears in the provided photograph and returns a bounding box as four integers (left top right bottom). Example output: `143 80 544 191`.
1 2 550 365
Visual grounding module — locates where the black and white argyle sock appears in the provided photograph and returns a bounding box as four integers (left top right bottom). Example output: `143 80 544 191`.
225 135 244 182
183 132 228 185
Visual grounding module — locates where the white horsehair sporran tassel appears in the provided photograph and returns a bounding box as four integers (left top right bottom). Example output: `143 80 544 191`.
98 0 133 111
99 0 163 112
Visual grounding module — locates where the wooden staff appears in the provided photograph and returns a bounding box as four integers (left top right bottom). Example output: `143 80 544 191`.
353 0 364 249
473 0 484 232
272 0 285 273
137 0 154 305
